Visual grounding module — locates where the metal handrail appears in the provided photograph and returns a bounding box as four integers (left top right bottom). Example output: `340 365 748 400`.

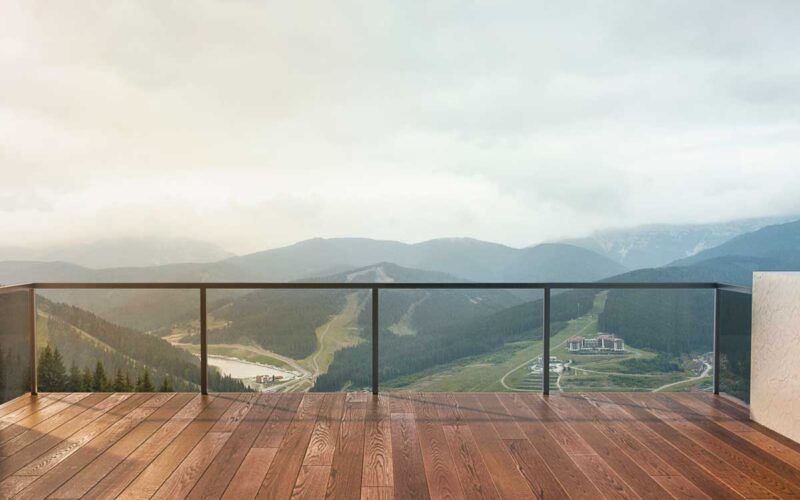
3 281 750 397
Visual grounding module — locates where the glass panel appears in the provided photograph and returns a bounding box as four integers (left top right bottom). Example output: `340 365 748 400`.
557 289 714 393
371 288 536 392
0 290 31 403
718 290 752 403
208 288 370 393
36 289 203 393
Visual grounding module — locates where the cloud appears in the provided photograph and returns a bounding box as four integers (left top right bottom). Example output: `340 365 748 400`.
0 1 798 253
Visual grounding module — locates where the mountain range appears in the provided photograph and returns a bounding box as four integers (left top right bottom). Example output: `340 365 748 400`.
561 215 796 269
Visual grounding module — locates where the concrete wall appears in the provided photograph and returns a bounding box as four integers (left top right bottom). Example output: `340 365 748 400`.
751 272 800 443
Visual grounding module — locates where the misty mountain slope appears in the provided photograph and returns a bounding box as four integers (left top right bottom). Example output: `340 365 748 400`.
670 219 800 267
230 237 627 283
197 263 524 359
0 260 254 331
562 215 796 269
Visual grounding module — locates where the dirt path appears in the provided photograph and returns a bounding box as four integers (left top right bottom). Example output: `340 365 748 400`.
652 361 711 392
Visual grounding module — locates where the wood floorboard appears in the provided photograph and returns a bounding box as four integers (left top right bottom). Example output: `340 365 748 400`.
325 394 367 500
1 391 798 499
50 392 196 499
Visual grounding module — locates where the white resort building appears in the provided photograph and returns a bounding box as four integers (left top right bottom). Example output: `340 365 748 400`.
568 333 625 354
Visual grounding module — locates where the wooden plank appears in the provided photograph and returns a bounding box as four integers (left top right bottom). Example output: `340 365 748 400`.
455 393 533 499
702 393 800 456
188 393 282 500
441 425 500 500
737 430 800 471
291 465 331 499
50 392 195 499
222 448 277 500
0 393 130 482
0 393 107 458
413 393 464 500
495 394 600 500
114 394 234 499
325 396 367 500
361 394 392 487
12 393 150 478
0 394 36 418
0 475 37 499
253 392 303 448
304 393 346 467
152 431 232 499
649 393 800 498
578 394 679 477
671 393 752 433
594 393 743 500
608 393 760 499
0 393 85 444
388 412 429 500
545 395 671 499
570 453 639 500
431 392 462 426
521 394 594 455
256 393 325 500
651 475 711 500
474 393 525 440
361 486 394 500
82 394 213 499
12 393 169 499
504 439 569 500
386 393 415 414
0 393 68 432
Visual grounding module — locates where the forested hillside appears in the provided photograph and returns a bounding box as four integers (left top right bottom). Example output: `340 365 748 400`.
191 263 523 360
37 298 247 392
314 289 596 391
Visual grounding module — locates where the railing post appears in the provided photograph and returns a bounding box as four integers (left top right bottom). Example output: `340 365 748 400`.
200 287 208 395
542 287 550 396
29 287 37 396
713 287 721 395
372 287 379 395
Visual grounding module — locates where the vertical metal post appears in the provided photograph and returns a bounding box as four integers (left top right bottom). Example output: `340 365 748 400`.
542 287 551 396
372 287 379 395
713 287 721 395
29 287 37 396
200 287 208 395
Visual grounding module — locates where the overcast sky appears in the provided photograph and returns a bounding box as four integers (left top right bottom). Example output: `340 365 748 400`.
1 1 799 254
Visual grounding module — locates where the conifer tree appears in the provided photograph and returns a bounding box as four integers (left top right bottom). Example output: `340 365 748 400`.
68 362 81 392
38 345 67 391
124 372 133 392
159 377 173 392
136 368 154 392
92 361 109 391
81 367 93 391
112 368 128 392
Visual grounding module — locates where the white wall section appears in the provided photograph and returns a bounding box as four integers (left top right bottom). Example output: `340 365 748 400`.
751 272 800 443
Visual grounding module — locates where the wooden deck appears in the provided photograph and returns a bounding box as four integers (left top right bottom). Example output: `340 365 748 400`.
1 392 799 499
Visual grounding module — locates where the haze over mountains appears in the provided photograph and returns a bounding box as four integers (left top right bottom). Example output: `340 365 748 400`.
0 237 233 269
561 215 796 269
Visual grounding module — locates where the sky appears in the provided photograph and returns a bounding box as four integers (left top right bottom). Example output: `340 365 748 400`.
1 1 799 254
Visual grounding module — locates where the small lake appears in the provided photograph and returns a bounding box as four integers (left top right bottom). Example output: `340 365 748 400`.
207 355 297 381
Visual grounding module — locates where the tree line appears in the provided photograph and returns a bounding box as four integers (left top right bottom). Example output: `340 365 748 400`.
37 345 173 392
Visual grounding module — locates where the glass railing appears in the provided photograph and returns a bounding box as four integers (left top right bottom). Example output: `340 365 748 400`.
0 287 32 404
717 287 753 403
0 281 751 401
